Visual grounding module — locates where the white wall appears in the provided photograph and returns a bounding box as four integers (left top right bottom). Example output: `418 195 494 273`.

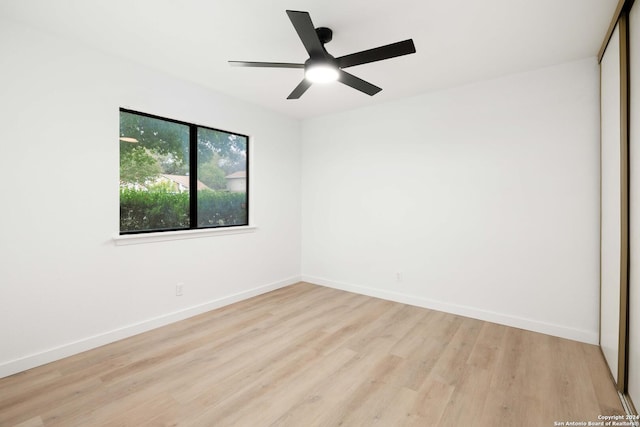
0 19 301 377
301 58 601 344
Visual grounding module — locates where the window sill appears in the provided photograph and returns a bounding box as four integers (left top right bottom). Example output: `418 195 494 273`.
113 225 257 246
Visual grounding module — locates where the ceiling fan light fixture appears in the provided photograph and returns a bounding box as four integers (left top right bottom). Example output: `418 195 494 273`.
305 63 339 83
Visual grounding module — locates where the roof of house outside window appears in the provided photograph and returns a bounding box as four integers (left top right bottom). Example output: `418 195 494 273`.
225 171 246 179
161 174 210 191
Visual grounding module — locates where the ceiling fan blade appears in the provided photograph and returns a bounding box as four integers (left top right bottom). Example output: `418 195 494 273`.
286 10 327 59
338 70 382 96
287 79 312 99
336 39 416 69
229 61 304 69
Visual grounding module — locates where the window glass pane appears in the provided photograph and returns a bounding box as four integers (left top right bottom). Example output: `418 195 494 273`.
196 127 248 227
119 111 190 232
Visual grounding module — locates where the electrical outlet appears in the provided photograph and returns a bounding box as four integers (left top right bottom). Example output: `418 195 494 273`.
176 283 184 296
396 272 403 282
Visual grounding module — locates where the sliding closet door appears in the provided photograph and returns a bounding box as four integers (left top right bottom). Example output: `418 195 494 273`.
628 0 639 410
600 23 625 386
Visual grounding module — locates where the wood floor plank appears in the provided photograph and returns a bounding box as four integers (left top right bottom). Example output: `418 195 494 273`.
466 321 508 371
12 417 44 427
0 369 62 396
373 386 420 426
436 364 494 426
427 317 483 387
0 282 625 426
410 376 455 423
267 350 387 426
582 345 627 416
313 353 407 426
476 327 538 426
204 347 358 427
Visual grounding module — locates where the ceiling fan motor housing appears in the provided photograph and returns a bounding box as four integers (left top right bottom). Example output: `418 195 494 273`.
316 27 333 45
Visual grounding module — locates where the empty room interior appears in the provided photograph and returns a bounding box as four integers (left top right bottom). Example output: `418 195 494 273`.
1 0 639 425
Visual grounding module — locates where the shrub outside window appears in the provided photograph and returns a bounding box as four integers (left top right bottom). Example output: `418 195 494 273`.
119 109 248 234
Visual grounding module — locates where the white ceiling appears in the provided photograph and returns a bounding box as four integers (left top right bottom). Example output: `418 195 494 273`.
1 0 617 119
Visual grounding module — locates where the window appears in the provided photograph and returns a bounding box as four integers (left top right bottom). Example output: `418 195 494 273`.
119 109 248 234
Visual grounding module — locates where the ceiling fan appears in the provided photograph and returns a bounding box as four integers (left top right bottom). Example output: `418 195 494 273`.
229 10 416 99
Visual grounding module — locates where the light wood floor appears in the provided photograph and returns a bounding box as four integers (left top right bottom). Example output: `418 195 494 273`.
0 282 624 426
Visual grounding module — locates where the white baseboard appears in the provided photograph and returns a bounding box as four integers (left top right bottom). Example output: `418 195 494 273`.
0 276 300 379
302 275 599 345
